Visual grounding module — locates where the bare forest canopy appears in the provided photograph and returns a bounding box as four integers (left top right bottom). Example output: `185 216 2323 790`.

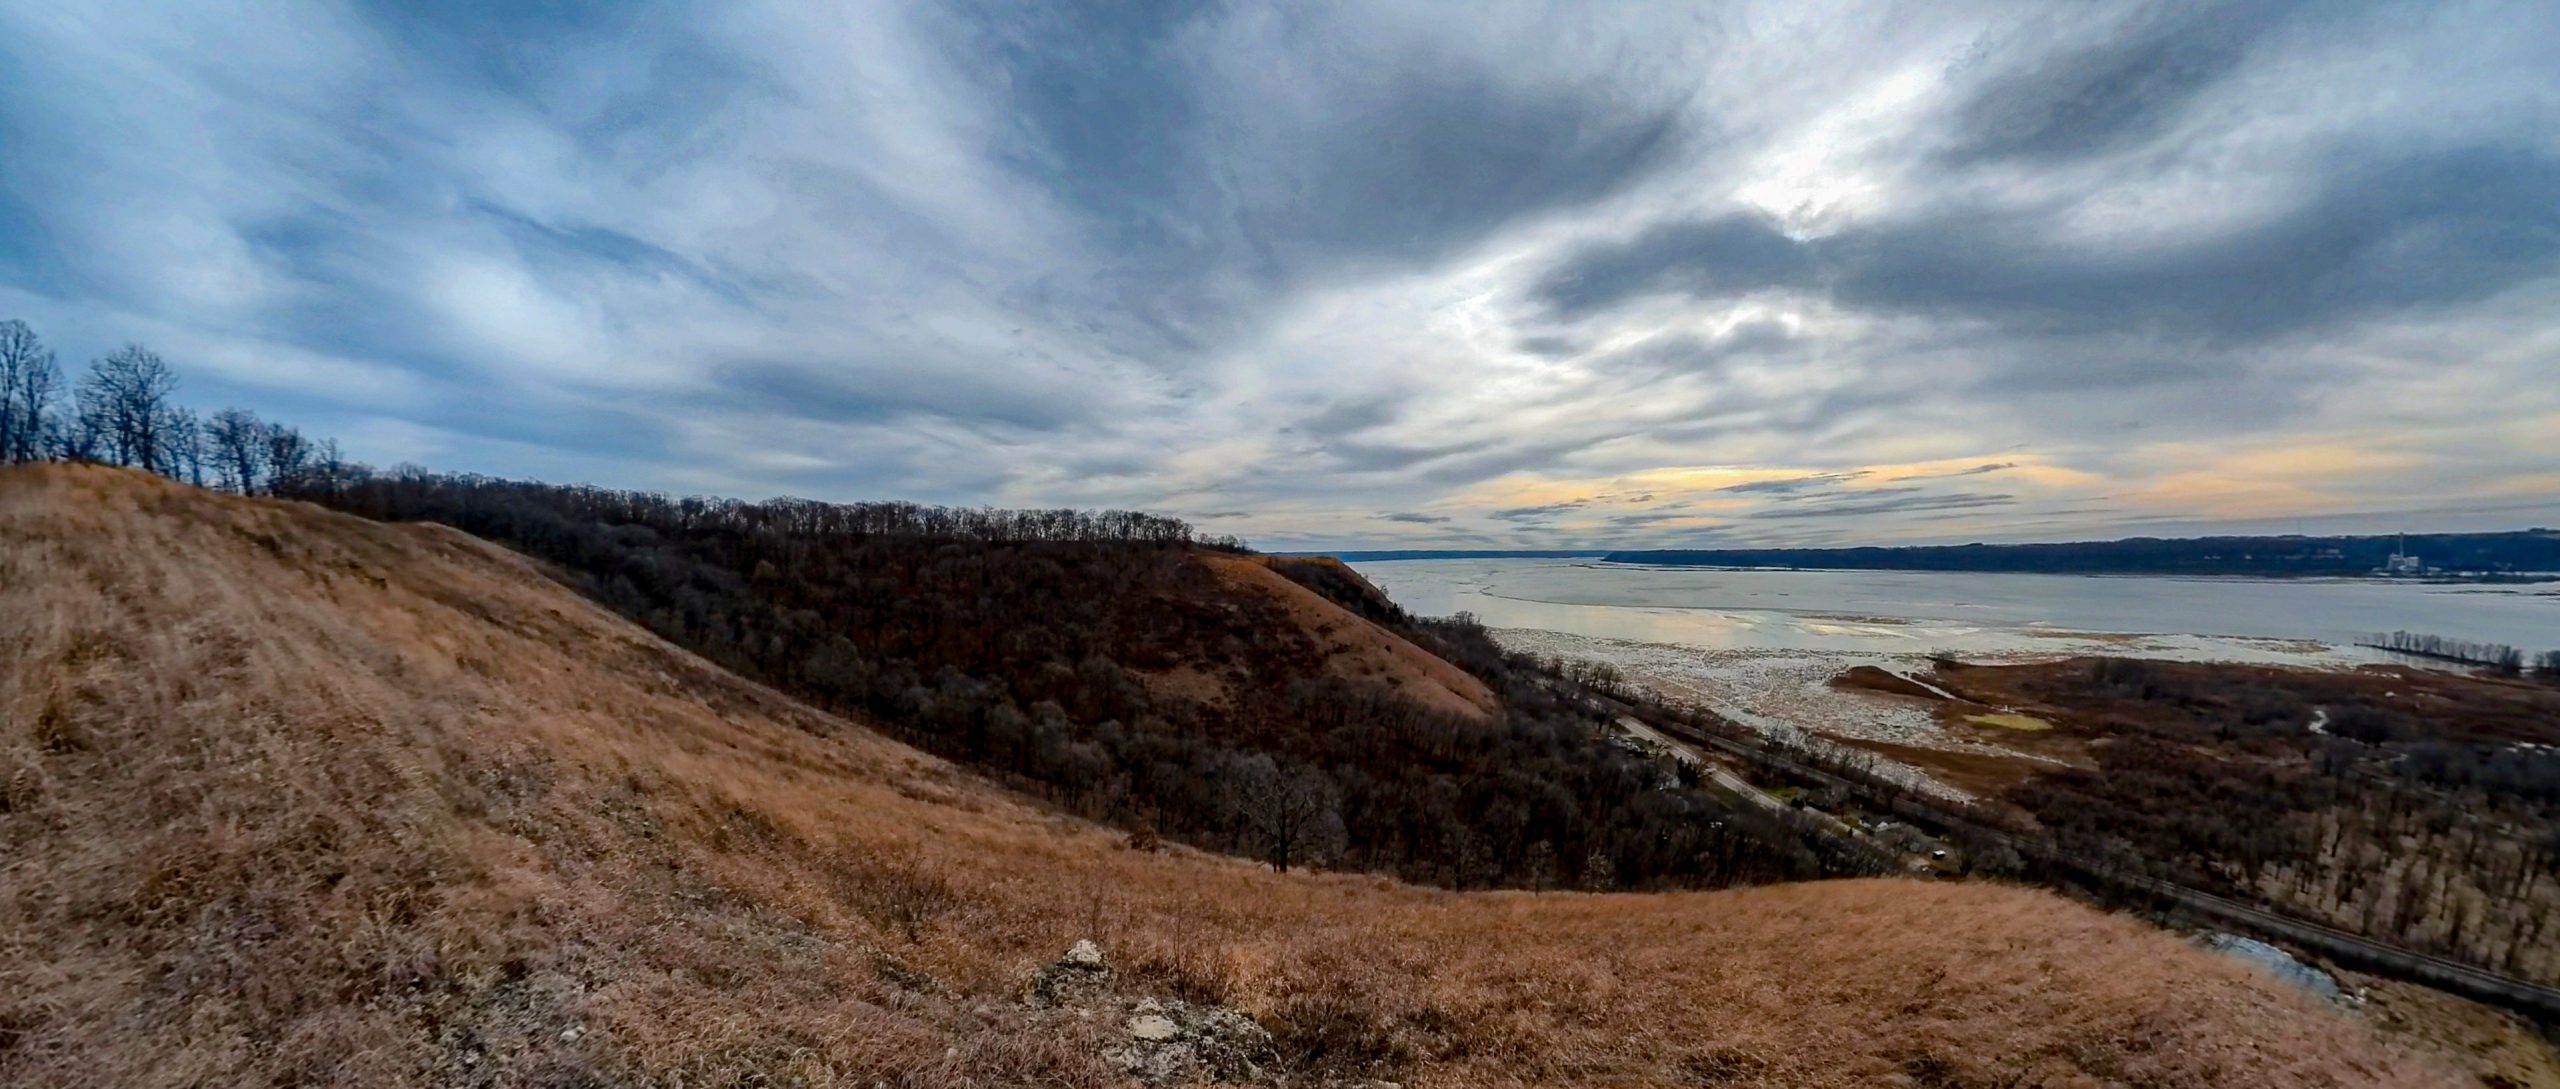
1606 531 2560 576
1943 657 2560 987
0 317 1872 892
291 470 1880 890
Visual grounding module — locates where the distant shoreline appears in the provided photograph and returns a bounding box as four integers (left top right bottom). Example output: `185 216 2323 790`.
1290 530 2560 581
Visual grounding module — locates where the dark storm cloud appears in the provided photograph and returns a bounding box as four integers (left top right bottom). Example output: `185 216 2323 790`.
1836 147 2560 342
1751 492 2018 519
1534 215 1816 318
1536 147 2560 348
1942 1 2297 164
1234 68 1684 271
972 2 1686 348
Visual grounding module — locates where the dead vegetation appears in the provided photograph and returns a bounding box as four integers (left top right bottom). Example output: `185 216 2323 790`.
1196 553 1498 722
1912 657 2560 987
0 466 2455 1087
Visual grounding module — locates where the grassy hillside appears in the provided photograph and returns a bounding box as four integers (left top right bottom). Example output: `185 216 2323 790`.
0 466 2449 1087
290 469 1861 890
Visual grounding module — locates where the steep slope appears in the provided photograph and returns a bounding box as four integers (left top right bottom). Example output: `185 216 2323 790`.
289 469 1827 892
0 466 2448 1088
1190 553 1497 721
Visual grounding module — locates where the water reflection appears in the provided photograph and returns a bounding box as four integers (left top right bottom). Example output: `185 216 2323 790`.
1355 559 2559 656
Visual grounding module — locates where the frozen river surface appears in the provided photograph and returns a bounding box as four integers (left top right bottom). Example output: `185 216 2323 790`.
1353 560 2559 792
1354 559 2559 659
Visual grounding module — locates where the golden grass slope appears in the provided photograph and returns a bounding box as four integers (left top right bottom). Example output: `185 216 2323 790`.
0 465 2449 1087
1198 553 1499 721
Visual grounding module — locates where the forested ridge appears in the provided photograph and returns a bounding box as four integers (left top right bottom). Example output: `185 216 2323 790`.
294 470 1875 891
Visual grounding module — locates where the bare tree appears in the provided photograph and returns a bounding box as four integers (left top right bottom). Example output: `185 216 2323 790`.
79 344 180 471
164 406 206 487
62 381 111 462
0 319 59 463
207 408 265 492
262 421 311 488
1224 754 1344 873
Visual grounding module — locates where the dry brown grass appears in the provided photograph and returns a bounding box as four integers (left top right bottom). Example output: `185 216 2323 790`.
1197 553 1498 722
0 465 2454 1087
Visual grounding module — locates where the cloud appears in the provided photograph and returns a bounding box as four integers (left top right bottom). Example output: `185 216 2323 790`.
1833 147 2560 343
1533 147 2560 347
1752 491 2019 519
1491 501 1589 522
1535 215 1817 318
1719 471 1869 495
1939 1 2294 165
1891 462 2015 481
1 0 2553 551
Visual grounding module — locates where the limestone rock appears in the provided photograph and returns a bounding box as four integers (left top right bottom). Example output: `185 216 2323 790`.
1127 1014 1179 1042
1026 940 1113 1008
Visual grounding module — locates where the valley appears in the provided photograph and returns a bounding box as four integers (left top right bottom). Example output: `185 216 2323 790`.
0 464 2489 1087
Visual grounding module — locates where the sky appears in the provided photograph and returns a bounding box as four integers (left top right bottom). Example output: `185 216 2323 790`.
2 1 2557 551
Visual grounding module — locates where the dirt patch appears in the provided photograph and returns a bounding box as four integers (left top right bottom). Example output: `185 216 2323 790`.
1830 736 2068 797
1964 713 2053 732
1832 665 1954 702
1137 663 1230 709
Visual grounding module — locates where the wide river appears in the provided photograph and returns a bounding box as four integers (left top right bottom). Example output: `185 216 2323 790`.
1353 559 2560 658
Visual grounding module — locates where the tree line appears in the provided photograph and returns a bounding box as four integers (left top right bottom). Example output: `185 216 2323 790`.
0 317 1228 548
0 320 342 493
2365 630 2558 679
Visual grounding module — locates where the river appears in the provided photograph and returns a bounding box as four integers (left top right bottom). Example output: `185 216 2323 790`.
1351 559 2560 784
1354 559 2560 657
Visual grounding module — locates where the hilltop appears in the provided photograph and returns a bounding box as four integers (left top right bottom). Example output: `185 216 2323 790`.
290 468 1858 889
0 466 2450 1087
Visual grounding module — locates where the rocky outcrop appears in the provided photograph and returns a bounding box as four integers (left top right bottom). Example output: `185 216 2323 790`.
1110 996 1277 1086
1026 941 1278 1085
1027 939 1114 1007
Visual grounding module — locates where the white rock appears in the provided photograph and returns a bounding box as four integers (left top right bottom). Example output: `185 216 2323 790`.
1127 1014 1179 1042
1062 939 1107 970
